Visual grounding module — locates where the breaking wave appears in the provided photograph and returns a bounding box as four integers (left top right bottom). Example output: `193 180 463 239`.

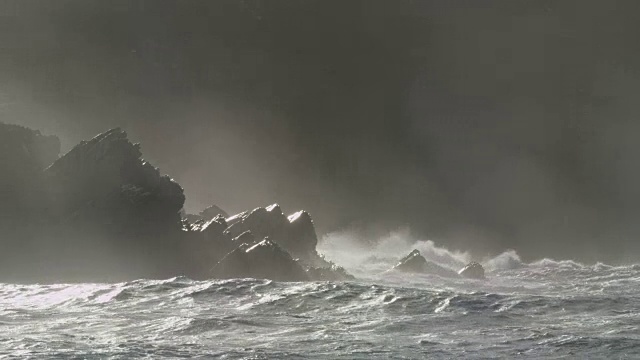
1 229 639 358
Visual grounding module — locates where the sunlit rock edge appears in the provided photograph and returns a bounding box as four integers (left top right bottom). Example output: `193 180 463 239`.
0 124 351 282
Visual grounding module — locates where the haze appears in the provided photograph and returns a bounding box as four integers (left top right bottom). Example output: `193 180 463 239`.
2 0 640 263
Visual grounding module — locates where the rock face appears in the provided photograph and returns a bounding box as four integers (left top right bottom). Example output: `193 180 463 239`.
0 124 353 282
458 262 485 279
191 205 352 281
0 123 60 218
184 203 354 282
286 210 320 264
181 215 234 279
391 250 460 278
179 202 353 281
306 264 355 281
199 205 229 220
223 204 323 266
0 122 60 172
212 238 308 281
181 205 229 224
0 123 62 281
0 127 189 281
45 128 185 233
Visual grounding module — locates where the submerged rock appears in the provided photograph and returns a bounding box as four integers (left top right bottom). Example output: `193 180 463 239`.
211 238 308 281
458 262 485 279
391 250 459 278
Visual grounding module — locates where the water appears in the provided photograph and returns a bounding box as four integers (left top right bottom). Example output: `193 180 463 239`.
2 233 639 359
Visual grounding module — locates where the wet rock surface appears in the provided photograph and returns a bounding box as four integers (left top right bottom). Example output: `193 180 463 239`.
222 204 325 267
391 250 460 278
211 238 309 282
199 205 229 220
0 125 353 282
458 262 486 279
306 264 355 281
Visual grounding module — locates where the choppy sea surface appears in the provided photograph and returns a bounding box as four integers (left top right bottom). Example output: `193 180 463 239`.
2 232 639 359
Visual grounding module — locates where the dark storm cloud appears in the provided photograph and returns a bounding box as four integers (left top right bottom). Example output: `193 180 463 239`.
2 0 640 262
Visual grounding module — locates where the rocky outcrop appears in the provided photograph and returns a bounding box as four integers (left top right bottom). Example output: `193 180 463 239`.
199 205 229 220
306 264 355 281
458 262 485 279
391 250 460 278
222 204 324 266
181 215 235 279
0 129 188 281
0 124 353 282
0 123 60 217
45 128 185 234
0 123 62 281
286 210 321 264
0 122 60 171
211 238 308 281
180 203 352 281
190 207 353 281
181 205 229 224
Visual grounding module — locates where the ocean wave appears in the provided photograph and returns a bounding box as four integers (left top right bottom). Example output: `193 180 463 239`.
318 227 640 280
2 231 640 358
1 270 639 359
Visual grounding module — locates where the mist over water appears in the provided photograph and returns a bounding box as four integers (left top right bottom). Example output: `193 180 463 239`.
317 227 609 278
318 227 470 276
3 1 640 262
2 1 640 358
2 245 639 358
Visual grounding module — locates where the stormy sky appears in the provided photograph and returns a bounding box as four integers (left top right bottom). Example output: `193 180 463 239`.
2 0 640 262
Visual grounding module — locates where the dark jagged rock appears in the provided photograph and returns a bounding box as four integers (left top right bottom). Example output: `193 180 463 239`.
199 205 229 220
182 214 235 280
35 128 186 280
182 211 205 225
0 122 60 171
306 264 355 281
184 203 349 281
211 238 308 281
232 230 256 244
45 128 185 234
193 205 353 280
0 123 62 281
458 262 485 279
0 124 353 282
222 204 324 267
224 205 287 240
0 123 60 217
225 210 248 227
392 249 425 272
286 210 320 264
199 216 228 237
391 250 460 278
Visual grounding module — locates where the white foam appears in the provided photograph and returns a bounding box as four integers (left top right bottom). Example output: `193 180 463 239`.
318 227 470 273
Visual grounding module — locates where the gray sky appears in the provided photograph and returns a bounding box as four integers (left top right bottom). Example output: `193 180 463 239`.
2 0 640 262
